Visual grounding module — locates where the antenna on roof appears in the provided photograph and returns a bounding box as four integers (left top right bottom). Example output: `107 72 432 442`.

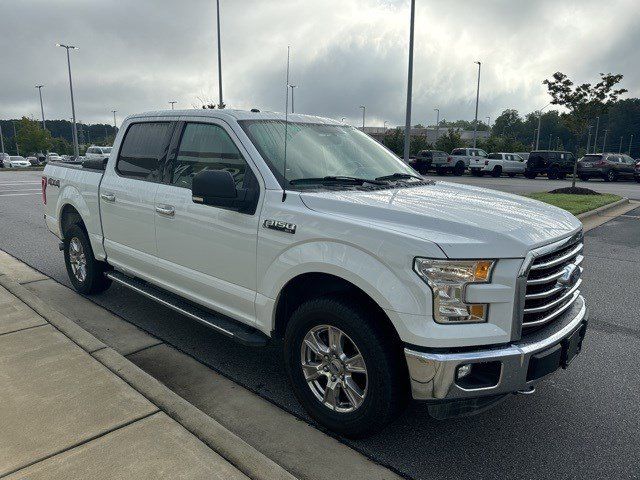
282 45 291 202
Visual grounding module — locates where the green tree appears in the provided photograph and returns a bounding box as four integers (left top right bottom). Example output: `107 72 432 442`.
49 137 72 155
435 129 463 153
543 71 627 186
382 128 404 156
16 117 51 155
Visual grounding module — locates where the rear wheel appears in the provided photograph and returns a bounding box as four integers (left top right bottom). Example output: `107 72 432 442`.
63 224 111 294
547 166 559 180
604 169 617 182
491 166 502 178
453 162 465 176
284 296 408 437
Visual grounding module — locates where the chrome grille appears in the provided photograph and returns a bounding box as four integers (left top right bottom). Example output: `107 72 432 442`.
522 233 583 330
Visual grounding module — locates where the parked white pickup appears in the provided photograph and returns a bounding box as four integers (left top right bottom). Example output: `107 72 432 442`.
469 152 526 177
42 109 588 437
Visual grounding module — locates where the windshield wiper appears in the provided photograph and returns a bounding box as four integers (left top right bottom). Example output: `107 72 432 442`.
375 172 423 182
289 176 387 186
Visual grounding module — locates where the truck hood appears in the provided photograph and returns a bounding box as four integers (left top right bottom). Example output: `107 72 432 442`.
299 181 582 258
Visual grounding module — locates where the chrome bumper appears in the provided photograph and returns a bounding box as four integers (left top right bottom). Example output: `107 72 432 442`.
405 296 588 401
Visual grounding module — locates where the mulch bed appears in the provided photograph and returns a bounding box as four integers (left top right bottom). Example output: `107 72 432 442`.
548 187 601 195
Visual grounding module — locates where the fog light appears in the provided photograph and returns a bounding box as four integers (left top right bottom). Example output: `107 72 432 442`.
456 363 473 379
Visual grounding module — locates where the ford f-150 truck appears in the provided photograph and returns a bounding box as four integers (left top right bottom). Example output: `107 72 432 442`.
42 109 588 437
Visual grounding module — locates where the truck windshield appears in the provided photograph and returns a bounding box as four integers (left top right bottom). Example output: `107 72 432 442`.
239 120 416 187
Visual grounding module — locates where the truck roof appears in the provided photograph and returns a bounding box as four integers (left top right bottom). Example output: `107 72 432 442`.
126 109 341 125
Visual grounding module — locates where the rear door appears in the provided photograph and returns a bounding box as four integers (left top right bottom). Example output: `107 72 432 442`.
154 119 262 326
100 120 174 277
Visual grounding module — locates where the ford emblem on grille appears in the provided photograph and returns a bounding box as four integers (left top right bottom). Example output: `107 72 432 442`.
557 264 579 287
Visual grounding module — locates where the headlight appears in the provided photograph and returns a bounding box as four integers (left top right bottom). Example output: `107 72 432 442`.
413 258 495 324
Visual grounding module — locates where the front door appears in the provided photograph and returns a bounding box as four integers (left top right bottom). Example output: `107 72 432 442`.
100 120 174 278
154 120 262 326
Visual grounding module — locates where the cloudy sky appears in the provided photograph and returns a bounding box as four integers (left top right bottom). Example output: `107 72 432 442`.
1 0 638 127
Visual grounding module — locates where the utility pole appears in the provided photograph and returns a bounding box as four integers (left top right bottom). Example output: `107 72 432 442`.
0 124 4 154
602 129 608 152
112 110 117 129
434 108 440 142
215 0 224 108
593 116 600 153
619 136 623 153
403 0 416 163
35 85 46 130
548 134 552 150
586 126 592 153
359 105 366 128
169 101 177 110
486 116 490 128
12 121 19 155
289 85 296 113
472 61 481 148
629 134 634 155
57 43 80 159
535 104 551 150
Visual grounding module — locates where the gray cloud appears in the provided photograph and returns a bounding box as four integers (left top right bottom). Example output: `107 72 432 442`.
0 0 638 127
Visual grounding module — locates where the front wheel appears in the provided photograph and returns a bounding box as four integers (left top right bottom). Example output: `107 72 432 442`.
491 166 502 178
547 166 559 180
284 297 408 437
453 162 465 176
63 224 111 294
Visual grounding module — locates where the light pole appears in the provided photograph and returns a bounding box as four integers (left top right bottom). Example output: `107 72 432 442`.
112 110 117 129
434 108 440 142
403 0 416 163
35 85 46 130
215 0 224 108
12 121 19 155
619 136 623 153
169 101 177 110
486 116 490 128
535 103 551 150
472 61 481 148
359 105 366 128
57 43 80 159
548 134 552 150
0 124 4 154
602 129 608 152
586 126 592 153
629 134 634 155
341 117 346 123
593 116 600 153
384 120 389 129
289 84 296 113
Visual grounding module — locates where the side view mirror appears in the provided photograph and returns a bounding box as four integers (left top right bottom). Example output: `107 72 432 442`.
192 169 255 213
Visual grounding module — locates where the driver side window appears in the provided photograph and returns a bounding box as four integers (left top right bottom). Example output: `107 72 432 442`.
171 123 248 190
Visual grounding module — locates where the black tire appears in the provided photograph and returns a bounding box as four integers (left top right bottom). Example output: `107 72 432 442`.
604 169 617 182
507 172 516 178
635 175 640 183
63 224 111 294
547 166 559 180
525 171 537 179
491 166 502 178
579 175 589 181
284 296 408 438
453 162 465 176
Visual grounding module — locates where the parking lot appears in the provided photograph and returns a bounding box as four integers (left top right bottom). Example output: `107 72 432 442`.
1 168 639 479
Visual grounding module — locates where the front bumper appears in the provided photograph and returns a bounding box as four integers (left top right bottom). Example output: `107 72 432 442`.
405 296 587 401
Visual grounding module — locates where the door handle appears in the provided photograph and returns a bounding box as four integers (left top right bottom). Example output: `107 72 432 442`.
155 205 175 217
100 193 115 202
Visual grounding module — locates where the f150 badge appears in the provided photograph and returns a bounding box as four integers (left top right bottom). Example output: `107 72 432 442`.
263 219 296 234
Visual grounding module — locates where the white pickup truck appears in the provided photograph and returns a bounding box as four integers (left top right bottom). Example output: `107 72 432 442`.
469 152 527 177
42 109 588 437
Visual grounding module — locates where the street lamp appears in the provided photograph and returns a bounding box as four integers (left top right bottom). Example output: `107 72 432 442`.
535 103 551 150
434 108 440 141
586 126 593 153
629 134 634 155
112 110 117 129
289 84 297 113
472 61 481 148
56 43 79 158
341 117 346 123
215 0 224 108
602 129 608 152
403 0 416 162
593 116 600 153
359 105 366 128
35 85 46 130
169 101 177 110
486 116 490 128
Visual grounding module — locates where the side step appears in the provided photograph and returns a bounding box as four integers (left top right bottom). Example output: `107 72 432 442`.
105 271 269 347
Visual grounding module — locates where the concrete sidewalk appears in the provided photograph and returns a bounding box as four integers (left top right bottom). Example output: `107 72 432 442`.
0 273 295 479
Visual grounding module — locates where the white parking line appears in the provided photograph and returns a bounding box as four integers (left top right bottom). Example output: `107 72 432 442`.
0 192 41 197
0 188 41 193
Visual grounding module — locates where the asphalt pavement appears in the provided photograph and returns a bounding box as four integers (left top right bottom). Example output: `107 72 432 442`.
1 169 639 480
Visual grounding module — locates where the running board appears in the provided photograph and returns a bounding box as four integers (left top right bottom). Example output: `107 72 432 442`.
105 271 269 347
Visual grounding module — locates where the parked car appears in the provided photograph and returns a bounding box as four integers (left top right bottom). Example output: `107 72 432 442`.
26 156 40 165
5 156 31 168
577 153 637 182
85 145 112 161
515 152 530 162
0 153 10 167
409 150 447 174
43 109 588 437
525 150 575 179
635 160 640 183
46 152 62 163
469 152 526 177
436 148 487 176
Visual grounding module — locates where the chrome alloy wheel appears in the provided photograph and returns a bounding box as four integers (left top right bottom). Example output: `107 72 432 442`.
68 237 87 283
300 325 368 413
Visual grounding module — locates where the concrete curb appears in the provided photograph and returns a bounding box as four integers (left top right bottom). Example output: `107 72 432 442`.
0 273 297 480
577 197 629 220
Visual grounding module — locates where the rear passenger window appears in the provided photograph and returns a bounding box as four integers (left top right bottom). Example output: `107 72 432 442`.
117 122 172 181
171 123 247 190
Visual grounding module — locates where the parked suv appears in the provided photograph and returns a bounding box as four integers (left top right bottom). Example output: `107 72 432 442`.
578 153 637 182
85 145 112 162
525 150 575 179
409 150 447 174
437 148 487 176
